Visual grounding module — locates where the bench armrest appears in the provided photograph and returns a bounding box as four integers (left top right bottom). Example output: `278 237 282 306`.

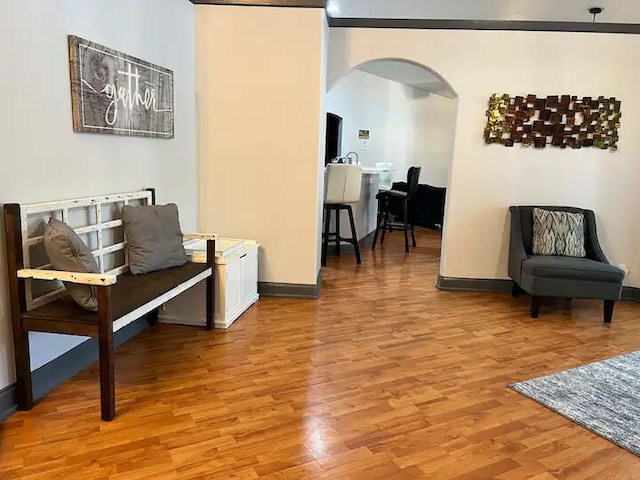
184 233 218 241
17 269 118 286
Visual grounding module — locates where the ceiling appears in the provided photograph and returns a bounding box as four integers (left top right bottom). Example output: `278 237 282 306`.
357 60 456 98
326 0 640 24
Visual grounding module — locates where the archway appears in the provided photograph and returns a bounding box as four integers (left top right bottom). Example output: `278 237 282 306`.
323 58 458 264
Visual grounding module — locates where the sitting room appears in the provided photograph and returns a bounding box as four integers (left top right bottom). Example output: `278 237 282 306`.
1 0 639 478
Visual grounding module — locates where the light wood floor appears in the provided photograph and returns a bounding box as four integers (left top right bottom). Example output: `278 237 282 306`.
1 229 639 479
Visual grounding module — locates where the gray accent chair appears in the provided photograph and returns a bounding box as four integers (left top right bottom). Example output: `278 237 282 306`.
508 206 624 323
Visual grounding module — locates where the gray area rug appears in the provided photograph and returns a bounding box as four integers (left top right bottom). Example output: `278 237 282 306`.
510 351 640 456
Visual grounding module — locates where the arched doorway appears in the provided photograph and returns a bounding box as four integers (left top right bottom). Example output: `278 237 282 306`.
323 58 458 264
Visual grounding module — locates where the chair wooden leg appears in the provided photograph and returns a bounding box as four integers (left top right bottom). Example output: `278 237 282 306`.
97 286 115 421
372 198 383 250
321 206 330 266
403 199 410 253
604 300 615 324
411 225 417 248
512 282 522 298
335 208 341 256
346 205 361 264
380 204 389 246
531 296 541 319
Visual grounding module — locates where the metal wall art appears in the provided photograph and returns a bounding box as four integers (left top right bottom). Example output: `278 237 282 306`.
484 94 621 151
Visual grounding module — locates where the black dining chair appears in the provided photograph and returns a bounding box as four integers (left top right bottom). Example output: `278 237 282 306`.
372 166 421 253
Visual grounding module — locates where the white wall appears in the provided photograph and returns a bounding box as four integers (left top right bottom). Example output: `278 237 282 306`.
326 68 455 186
412 92 456 187
326 69 414 183
196 6 326 286
329 29 640 286
0 0 197 390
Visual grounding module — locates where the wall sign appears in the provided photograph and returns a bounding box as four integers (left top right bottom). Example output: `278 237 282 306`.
358 129 370 151
68 35 174 139
484 94 621 151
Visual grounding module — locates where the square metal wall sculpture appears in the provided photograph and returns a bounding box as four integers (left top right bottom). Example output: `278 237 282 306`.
484 94 621 151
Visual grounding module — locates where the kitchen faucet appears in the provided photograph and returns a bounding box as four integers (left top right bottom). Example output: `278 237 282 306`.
345 151 359 165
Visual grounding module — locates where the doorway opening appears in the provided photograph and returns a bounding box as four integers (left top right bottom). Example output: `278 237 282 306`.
325 113 343 165
323 58 458 265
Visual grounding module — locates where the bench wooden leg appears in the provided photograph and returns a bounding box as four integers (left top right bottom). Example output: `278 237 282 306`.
5 205 34 410
206 239 216 331
98 286 115 421
148 308 159 326
12 325 34 410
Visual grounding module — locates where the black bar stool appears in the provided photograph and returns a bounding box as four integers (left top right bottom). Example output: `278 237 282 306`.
372 166 421 253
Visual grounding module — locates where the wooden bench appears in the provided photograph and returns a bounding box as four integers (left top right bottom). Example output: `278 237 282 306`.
3 189 217 421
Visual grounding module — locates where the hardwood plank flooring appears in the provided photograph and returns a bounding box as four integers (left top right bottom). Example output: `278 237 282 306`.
1 229 639 478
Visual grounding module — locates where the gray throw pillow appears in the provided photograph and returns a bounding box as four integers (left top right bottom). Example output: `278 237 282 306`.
122 203 187 275
532 208 586 257
44 218 99 311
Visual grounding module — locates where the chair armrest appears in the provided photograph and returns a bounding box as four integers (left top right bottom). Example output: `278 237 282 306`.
184 233 218 241
584 211 609 263
17 269 118 286
386 190 409 198
508 207 528 283
376 190 409 200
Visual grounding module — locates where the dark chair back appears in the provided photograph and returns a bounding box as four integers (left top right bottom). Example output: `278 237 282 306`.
508 205 610 266
511 205 591 255
407 167 421 198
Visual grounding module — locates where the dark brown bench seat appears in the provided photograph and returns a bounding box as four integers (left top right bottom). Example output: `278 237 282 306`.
22 263 211 334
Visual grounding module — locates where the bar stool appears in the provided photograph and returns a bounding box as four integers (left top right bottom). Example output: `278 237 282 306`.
321 164 363 266
372 166 421 253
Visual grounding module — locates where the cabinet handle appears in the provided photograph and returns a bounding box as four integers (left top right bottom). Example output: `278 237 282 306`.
240 254 247 259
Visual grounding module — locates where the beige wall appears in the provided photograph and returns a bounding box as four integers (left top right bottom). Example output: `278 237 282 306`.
0 0 197 390
329 29 640 286
196 5 327 285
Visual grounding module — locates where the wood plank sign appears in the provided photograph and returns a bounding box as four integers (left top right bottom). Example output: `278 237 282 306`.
68 35 174 138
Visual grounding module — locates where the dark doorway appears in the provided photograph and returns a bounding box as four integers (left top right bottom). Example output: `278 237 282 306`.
325 113 342 165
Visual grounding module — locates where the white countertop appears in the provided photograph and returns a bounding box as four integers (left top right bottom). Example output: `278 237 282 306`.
362 167 391 175
324 165 391 175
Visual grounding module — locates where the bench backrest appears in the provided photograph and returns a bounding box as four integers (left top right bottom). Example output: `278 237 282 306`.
4 189 154 311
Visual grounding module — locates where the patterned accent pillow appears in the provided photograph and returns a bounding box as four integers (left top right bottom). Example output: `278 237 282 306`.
532 208 586 257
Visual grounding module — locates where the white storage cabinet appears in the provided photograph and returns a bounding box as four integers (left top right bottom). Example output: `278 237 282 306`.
159 238 259 329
